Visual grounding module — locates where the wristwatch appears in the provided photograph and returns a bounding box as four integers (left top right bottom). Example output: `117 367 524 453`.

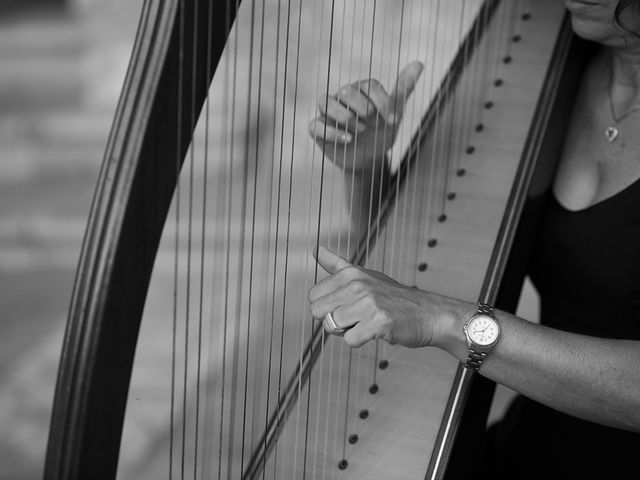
463 302 501 372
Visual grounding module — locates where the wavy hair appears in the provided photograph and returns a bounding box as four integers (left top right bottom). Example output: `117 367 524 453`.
614 0 640 37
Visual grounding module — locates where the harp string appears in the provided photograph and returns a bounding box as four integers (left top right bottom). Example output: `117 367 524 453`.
335 0 371 465
170 0 186 476
322 2 351 469
344 0 383 468
314 0 353 475
423 0 444 268
488 1 509 95
311 1 343 471
454 0 489 210
508 0 524 61
345 0 456 472
217 1 237 476
476 1 499 130
503 1 519 64
198 0 222 469
385 0 427 375
159 2 520 478
372 0 403 371
246 0 271 465
440 0 468 214
391 0 421 282
289 0 316 473
192 0 212 472
449 1 493 227
291 2 330 476
197 1 226 476
262 0 286 477
260 0 276 465
184 0 209 475
231 0 263 472
436 1 460 221
328 0 358 473
444 0 491 223
459 0 488 168
461 1 487 203
423 0 443 231
240 0 257 465
305 2 338 476
405 0 437 291
425 0 450 266
491 0 515 91
221 3 243 472
457 0 515 181
227 0 246 474
343 0 371 454
369 0 407 403
459 3 481 174
285 2 307 474
352 0 381 456
271 0 306 474
257 0 277 468
341 0 379 467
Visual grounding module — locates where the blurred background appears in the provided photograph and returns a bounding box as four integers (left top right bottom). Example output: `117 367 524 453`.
0 0 142 478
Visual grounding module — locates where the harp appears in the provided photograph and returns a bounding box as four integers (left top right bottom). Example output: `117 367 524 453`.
44 0 591 478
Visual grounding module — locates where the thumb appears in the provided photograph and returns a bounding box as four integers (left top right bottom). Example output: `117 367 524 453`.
383 61 423 125
314 246 351 274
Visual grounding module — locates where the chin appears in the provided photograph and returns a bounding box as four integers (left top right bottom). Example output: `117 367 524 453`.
570 15 607 41
569 11 625 45
567 0 640 46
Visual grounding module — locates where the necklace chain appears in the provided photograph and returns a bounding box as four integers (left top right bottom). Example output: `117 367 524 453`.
608 91 640 123
605 79 640 143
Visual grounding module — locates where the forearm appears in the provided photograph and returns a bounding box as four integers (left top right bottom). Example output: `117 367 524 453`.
342 155 391 240
436 297 640 432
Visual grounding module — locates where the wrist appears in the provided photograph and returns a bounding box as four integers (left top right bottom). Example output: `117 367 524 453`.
431 295 476 360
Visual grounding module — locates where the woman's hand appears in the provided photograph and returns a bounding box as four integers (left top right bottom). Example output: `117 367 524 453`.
308 246 471 349
308 61 423 173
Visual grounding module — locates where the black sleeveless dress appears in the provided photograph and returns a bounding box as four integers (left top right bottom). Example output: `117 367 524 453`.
479 180 640 479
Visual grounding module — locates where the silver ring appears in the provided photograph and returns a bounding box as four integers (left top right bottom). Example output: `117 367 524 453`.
324 312 348 336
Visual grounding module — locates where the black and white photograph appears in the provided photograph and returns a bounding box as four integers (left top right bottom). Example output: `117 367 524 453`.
1 1 639 479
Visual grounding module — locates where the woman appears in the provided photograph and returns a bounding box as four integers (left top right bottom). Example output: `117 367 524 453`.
307 1 640 478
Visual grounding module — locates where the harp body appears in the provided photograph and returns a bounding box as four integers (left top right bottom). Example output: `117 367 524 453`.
45 1 585 478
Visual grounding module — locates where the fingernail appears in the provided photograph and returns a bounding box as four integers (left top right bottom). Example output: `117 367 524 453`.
387 113 398 125
340 132 352 143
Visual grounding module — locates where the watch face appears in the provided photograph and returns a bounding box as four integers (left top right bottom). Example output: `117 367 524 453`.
466 314 499 346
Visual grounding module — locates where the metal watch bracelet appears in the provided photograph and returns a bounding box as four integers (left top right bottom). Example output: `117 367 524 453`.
464 302 495 372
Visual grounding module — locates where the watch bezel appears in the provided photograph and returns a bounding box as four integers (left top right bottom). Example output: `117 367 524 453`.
464 313 500 348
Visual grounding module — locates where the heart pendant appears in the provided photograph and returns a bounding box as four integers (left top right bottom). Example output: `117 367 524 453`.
605 126 619 143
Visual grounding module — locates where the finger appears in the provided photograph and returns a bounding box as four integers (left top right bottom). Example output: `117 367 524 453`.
323 312 352 336
323 296 373 336
383 61 424 125
317 96 367 133
336 84 376 118
315 246 351 275
308 118 352 144
355 79 389 117
308 248 360 304
308 247 356 303
309 274 369 317
341 300 384 347
344 323 376 348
